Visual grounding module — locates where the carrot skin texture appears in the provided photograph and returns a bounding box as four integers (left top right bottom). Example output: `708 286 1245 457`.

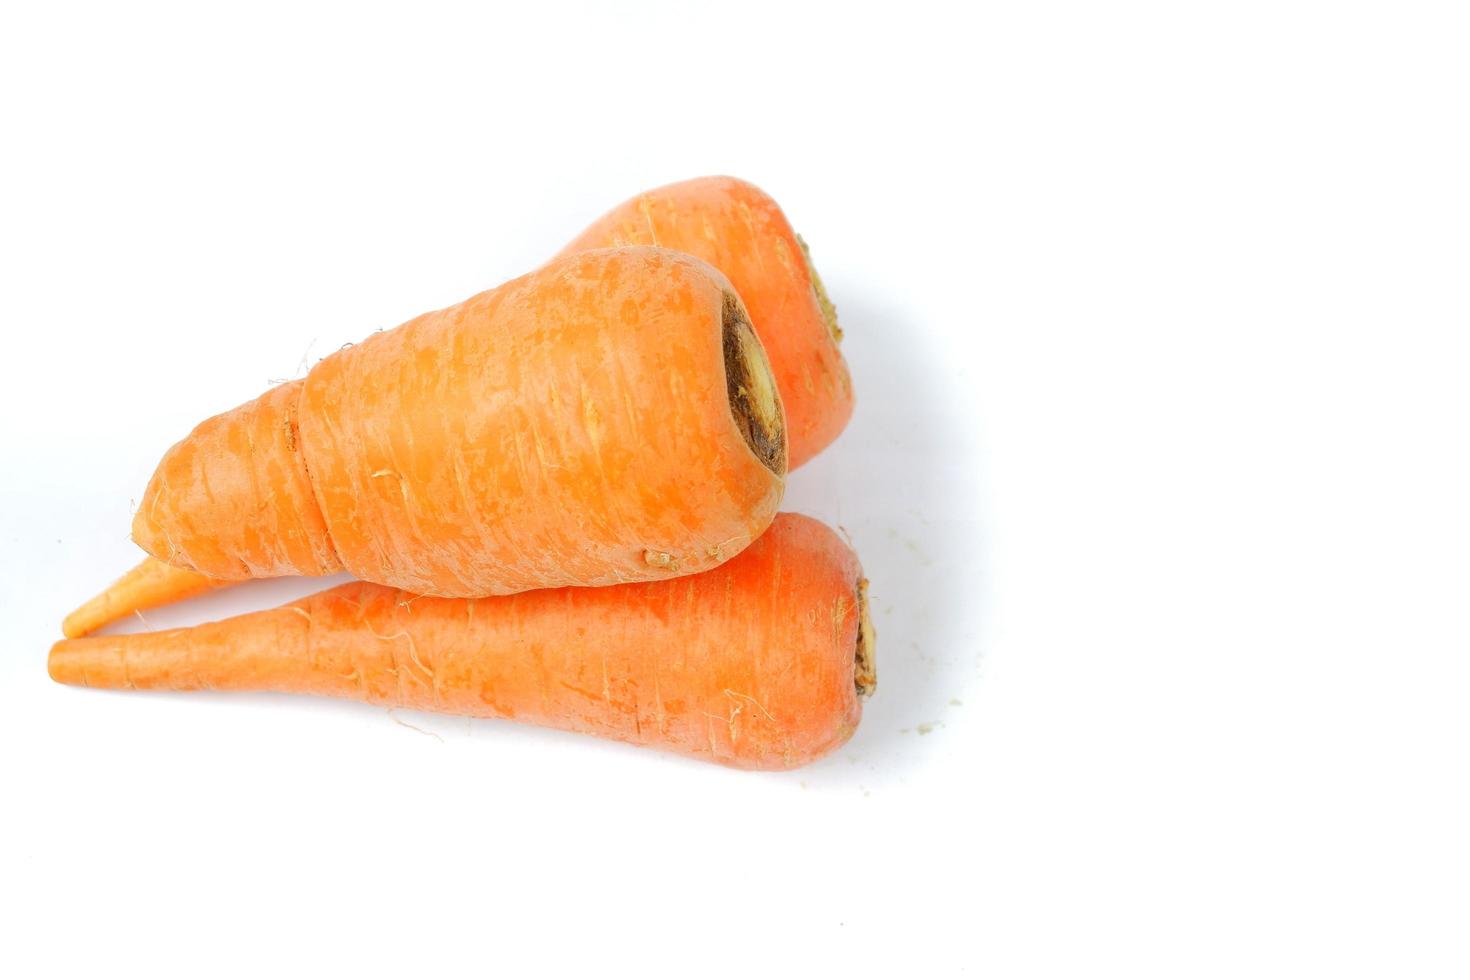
60 557 220 639
560 176 854 469
64 179 847 635
132 379 341 579
50 515 869 770
130 247 785 596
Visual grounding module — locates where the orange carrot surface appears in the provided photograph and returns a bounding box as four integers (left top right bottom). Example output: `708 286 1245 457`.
64 178 852 637
561 176 852 469
61 559 219 639
131 246 786 596
50 515 877 771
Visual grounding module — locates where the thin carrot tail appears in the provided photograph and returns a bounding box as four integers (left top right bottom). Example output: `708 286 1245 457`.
49 603 312 691
61 557 224 639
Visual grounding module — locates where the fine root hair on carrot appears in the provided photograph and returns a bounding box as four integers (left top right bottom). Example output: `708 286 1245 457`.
387 709 445 743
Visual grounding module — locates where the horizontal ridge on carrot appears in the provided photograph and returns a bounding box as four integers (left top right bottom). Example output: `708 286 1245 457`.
129 246 786 596
50 514 877 770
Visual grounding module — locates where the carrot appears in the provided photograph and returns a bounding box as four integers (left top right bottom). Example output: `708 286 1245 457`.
560 176 853 469
125 246 785 599
61 559 218 639
64 178 852 637
49 514 877 770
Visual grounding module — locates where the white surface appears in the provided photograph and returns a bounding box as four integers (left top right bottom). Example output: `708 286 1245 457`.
2 2 1467 976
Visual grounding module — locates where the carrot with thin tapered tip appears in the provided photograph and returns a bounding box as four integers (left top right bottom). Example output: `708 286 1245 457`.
61 559 218 639
64 178 852 637
50 514 877 771
560 176 853 469
126 246 785 597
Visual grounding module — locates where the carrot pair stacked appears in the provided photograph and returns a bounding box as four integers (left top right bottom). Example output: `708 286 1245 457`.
50 177 873 770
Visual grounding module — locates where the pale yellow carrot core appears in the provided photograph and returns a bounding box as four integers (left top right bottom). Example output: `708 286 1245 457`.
723 291 786 474
796 233 841 343
855 577 877 697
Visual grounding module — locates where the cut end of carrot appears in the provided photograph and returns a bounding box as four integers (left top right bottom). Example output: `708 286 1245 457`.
722 290 787 476
854 577 877 698
796 233 841 344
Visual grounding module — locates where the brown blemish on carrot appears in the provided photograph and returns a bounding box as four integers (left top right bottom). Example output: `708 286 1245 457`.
721 290 786 475
854 577 877 697
796 234 841 343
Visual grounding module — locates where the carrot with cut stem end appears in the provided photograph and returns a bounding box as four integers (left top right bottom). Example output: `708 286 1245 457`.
561 176 853 469
63 178 851 637
50 515 877 771
129 246 785 596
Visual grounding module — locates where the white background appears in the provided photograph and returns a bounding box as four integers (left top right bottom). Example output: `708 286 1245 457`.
2 2 1466 976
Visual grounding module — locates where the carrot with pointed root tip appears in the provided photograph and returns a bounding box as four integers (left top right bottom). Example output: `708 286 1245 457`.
61 559 219 639
127 246 785 603
64 178 851 637
561 176 852 469
50 515 877 770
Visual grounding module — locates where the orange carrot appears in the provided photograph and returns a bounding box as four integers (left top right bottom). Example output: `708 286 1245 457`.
61 559 219 639
560 176 852 469
64 178 852 637
50 514 876 770
127 246 785 597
